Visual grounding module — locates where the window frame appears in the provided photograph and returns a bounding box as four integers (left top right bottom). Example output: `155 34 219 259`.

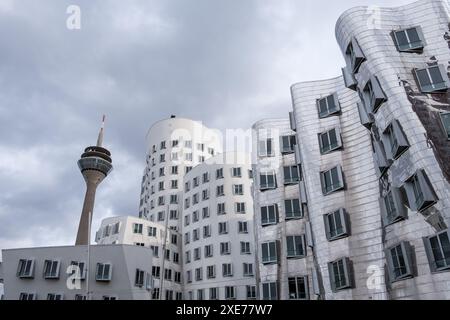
414 64 450 93
320 165 345 195
323 208 351 241
317 93 341 119
318 128 343 155
393 26 425 52
423 229 450 273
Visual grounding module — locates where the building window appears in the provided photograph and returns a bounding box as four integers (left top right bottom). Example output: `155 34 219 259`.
323 208 350 241
158 196 165 206
47 293 63 300
320 166 344 195
152 288 160 300
217 203 226 215
43 260 60 279
19 293 36 300
95 263 112 281
240 241 251 255
246 285 257 299
216 168 224 179
283 165 300 185
281 135 296 154
393 26 424 52
185 153 193 161
259 171 277 190
193 228 200 241
207 265 216 278
135 269 145 287
261 204 278 226
216 185 225 197
220 242 231 255
193 177 200 187
150 246 159 258
197 289 204 300
285 199 302 219
185 166 193 173
439 112 450 139
164 268 172 281
193 193 199 205
169 209 178 219
171 180 178 190
157 211 165 221
173 252 179 264
184 214 190 226
262 282 277 300
185 251 191 264
222 263 233 277
258 138 274 157
286 235 306 258
218 222 229 235
174 272 181 283
243 263 254 277
195 267 203 281
362 76 387 113
403 169 438 212
185 140 192 148
199 155 205 162
261 241 278 264
132 223 143 234
225 286 236 300
202 189 209 200
203 225 212 238
208 147 215 155
205 244 213 258
16 259 35 278
345 38 366 74
288 276 309 300
415 65 450 93
233 184 244 195
202 207 210 218
317 93 340 118
235 202 246 214
386 242 415 282
238 221 248 233
423 229 450 272
171 166 178 175
232 167 242 177
209 287 218 300
160 141 166 149
380 188 407 226
319 128 342 154
158 181 164 191
184 232 190 244
171 234 178 245
328 257 353 292
69 261 86 280
382 120 409 160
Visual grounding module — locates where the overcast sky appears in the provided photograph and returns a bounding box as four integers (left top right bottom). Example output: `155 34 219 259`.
0 0 413 258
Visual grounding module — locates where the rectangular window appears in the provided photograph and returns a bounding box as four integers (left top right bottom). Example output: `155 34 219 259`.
258 138 274 157
205 244 213 258
382 120 409 160
207 265 216 278
319 128 342 154
440 112 450 139
363 76 387 113
328 257 353 292
43 260 60 279
243 263 254 277
171 166 178 174
202 207 210 218
150 246 159 258
193 228 200 241
218 222 228 235
240 241 251 254
152 288 160 300
261 204 278 226
192 210 199 222
222 263 233 277
423 229 450 272
283 165 300 184
403 169 438 212
157 211 165 221
323 209 350 241
380 188 407 226
195 267 203 281
202 189 209 200
238 221 248 233
16 259 35 278
209 287 218 300
172 140 179 147
281 135 296 154
220 242 231 255
232 167 242 177
197 289 204 300
261 241 278 264
47 293 63 300
225 286 236 300
19 293 36 300
134 269 145 287
393 26 424 52
320 166 344 195
246 285 257 299
169 209 178 219
345 38 366 74
286 235 306 258
415 65 450 93
185 251 191 264
203 172 210 183
288 276 309 300
216 168 224 179
233 184 244 195
69 261 86 280
133 223 143 234
386 242 415 282
217 203 226 215
262 282 278 300
203 225 211 238
184 214 190 226
171 180 178 189
235 202 246 214
216 185 225 197
317 93 340 118
285 199 302 219
95 263 112 281
185 140 192 148
260 171 277 190
193 177 200 187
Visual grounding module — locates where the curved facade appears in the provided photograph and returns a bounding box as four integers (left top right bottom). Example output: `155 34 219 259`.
139 117 223 232
251 119 310 300
291 77 385 299
181 152 256 300
334 0 450 299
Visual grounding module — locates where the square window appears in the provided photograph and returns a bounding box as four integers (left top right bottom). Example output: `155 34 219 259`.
318 128 342 154
328 257 353 292
393 27 424 52
415 65 450 93
323 208 350 241
320 166 344 195
317 94 340 118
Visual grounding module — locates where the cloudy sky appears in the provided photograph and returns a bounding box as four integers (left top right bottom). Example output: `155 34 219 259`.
0 0 413 257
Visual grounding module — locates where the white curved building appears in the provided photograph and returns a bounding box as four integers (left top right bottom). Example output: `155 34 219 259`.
251 118 309 300
96 216 183 299
334 0 450 299
181 152 256 300
139 116 223 232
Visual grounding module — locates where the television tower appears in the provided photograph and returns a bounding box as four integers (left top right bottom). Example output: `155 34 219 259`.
75 115 113 245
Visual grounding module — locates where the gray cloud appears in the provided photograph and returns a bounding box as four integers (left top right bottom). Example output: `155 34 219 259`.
0 0 413 257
